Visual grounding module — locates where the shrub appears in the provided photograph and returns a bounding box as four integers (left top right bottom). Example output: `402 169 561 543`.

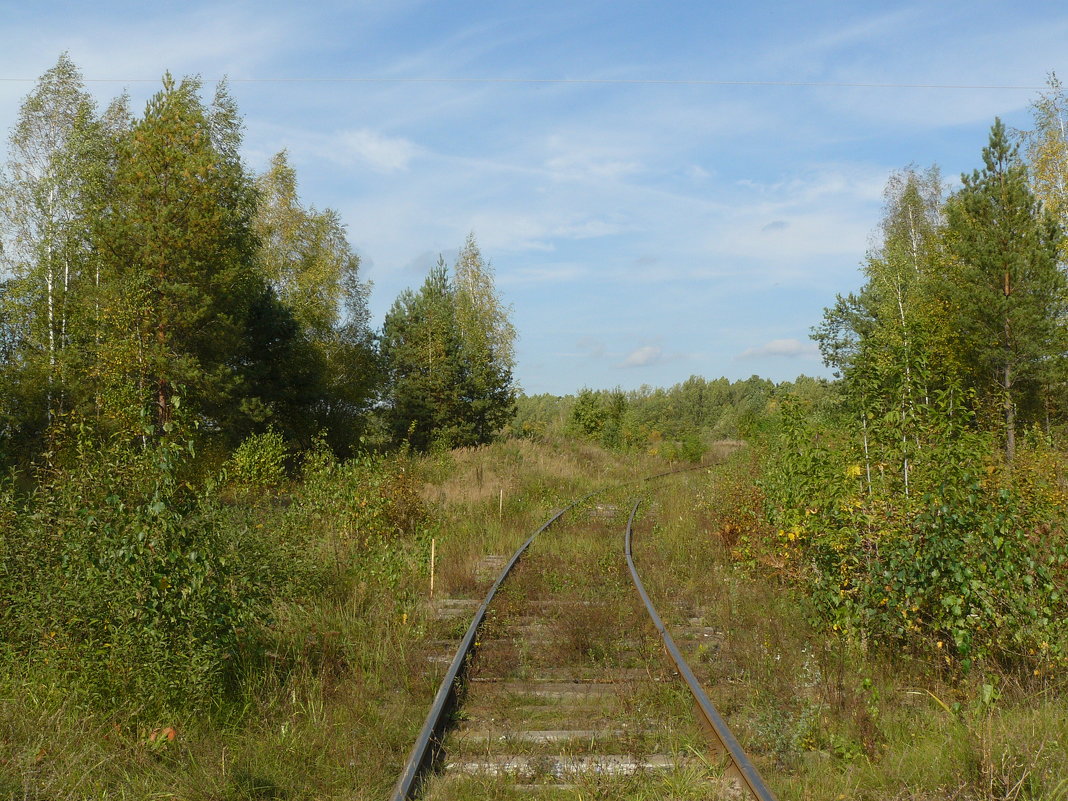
757 399 1068 674
227 428 288 495
0 437 276 713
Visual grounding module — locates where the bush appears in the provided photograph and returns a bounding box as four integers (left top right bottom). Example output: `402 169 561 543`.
0 429 431 718
285 445 429 585
227 428 288 495
757 399 1068 674
0 437 276 713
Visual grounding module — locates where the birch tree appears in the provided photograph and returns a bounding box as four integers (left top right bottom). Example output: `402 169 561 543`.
0 54 102 435
1020 73 1068 262
452 233 516 442
814 167 950 493
252 150 377 450
454 232 516 372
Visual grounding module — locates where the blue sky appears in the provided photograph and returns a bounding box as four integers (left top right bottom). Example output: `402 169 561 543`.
3 1 1067 394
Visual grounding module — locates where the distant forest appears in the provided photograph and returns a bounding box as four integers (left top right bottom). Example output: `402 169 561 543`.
513 374 831 460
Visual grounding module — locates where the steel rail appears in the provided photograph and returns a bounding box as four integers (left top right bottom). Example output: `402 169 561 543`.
625 501 779 801
389 493 596 801
390 462 728 799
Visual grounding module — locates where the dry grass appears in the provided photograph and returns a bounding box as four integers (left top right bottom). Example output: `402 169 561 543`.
630 453 1068 801
24 434 1060 799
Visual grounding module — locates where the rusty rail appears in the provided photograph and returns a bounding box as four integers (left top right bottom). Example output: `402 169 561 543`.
625 500 778 801
390 462 733 799
389 494 596 801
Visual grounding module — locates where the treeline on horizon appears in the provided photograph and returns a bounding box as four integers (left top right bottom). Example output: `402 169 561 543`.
0 55 517 475
513 373 832 460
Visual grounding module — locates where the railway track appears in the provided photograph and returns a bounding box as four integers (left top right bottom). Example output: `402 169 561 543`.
392 483 777 800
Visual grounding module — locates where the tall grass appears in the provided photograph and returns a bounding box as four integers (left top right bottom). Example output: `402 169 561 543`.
635 449 1068 800
0 433 438 798
8 431 1059 799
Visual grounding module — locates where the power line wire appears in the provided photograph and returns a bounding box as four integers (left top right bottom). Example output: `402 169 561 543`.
0 76 1046 90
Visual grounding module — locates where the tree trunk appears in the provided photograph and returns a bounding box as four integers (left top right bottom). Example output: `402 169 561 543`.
1004 363 1015 463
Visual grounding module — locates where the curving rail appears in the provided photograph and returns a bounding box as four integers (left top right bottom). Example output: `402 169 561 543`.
390 459 751 799
625 500 779 801
389 493 597 801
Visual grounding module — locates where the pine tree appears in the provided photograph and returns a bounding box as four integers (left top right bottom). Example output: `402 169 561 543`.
93 73 262 439
381 258 467 451
945 118 1066 461
381 237 517 452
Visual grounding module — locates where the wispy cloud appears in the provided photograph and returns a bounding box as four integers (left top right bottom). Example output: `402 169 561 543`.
621 345 664 368
339 128 420 172
9 0 1064 397
500 264 587 285
545 153 641 181
738 339 820 360
577 336 606 359
1 7 293 87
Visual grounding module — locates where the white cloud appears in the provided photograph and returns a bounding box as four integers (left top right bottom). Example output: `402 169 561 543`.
738 339 820 360
465 212 556 253
1 8 290 87
621 345 663 368
339 128 420 172
541 133 644 182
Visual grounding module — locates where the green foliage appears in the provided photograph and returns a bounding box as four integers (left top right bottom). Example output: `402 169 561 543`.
0 437 273 713
286 445 430 586
227 428 288 495
251 151 378 452
759 395 1068 673
0 57 379 470
92 74 266 442
816 141 1066 467
945 118 1066 461
1020 73 1068 262
381 245 516 452
787 112 1068 683
0 54 114 464
566 387 612 439
546 375 824 459
0 428 430 719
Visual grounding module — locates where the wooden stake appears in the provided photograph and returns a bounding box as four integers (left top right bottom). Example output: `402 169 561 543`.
429 538 436 600
499 487 503 519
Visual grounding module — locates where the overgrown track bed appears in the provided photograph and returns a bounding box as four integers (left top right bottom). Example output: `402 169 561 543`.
394 485 777 799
